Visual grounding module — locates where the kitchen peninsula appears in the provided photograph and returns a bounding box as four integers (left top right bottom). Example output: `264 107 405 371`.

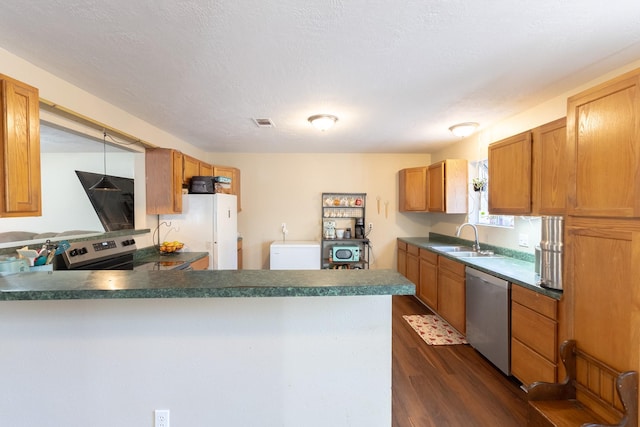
0 269 412 427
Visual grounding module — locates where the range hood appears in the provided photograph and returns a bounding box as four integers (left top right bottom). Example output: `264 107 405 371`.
75 170 135 232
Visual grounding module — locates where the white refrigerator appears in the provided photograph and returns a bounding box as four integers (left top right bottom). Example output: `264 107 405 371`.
160 193 237 269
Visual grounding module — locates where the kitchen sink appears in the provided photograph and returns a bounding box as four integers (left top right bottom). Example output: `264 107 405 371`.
450 251 502 258
430 245 474 252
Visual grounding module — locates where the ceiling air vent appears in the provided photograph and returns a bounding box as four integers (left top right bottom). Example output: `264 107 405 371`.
253 118 275 128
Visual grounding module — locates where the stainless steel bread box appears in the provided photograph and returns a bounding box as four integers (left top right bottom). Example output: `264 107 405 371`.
539 216 563 290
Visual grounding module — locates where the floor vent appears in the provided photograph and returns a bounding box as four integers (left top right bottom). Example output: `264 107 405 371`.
253 118 275 128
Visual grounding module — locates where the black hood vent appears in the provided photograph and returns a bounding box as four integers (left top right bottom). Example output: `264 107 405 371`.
75 170 134 231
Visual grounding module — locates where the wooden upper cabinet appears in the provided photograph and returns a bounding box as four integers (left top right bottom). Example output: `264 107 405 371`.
145 148 183 214
183 154 213 185
182 154 200 185
567 68 640 218
199 162 213 176
427 159 468 213
213 165 241 212
488 131 533 214
532 118 568 216
0 74 41 217
399 167 428 212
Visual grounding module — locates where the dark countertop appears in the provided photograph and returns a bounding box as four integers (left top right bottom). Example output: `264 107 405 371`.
133 249 209 265
398 236 562 300
0 268 415 301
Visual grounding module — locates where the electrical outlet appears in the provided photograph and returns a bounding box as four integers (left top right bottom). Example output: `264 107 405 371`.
368 222 373 230
155 410 170 427
518 234 529 247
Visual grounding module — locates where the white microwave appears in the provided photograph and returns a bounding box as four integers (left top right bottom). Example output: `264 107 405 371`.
331 245 360 262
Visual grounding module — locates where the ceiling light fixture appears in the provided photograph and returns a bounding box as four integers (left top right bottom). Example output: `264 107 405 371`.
308 114 338 131
448 122 479 138
89 130 120 191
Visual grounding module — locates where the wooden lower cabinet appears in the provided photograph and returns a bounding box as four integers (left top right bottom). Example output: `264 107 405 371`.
397 240 407 277
511 285 558 386
237 239 243 270
406 244 420 288
190 256 210 270
418 248 438 309
437 256 466 334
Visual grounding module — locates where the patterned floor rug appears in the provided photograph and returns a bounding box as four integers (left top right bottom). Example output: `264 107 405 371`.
403 314 468 345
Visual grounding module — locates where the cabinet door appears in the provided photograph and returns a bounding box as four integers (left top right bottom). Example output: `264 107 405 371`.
532 118 568 215
488 131 532 214
437 257 466 334
427 162 445 212
213 165 241 212
145 148 183 214
190 256 210 270
0 76 41 217
406 244 420 287
397 240 407 276
565 216 640 371
199 162 213 176
429 159 468 214
182 154 200 185
418 249 438 309
567 70 640 217
399 167 428 212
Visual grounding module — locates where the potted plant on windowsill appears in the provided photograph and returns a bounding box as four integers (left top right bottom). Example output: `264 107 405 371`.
472 177 487 192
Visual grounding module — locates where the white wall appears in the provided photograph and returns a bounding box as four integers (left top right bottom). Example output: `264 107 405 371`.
205 153 431 269
0 295 392 427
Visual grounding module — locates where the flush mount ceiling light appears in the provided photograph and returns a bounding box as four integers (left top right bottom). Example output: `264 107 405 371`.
308 114 338 131
449 122 479 138
89 130 120 191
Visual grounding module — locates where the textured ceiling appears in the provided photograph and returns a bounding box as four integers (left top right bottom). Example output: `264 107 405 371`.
2 0 640 153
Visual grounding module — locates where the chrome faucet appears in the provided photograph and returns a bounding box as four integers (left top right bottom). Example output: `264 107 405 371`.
456 222 480 252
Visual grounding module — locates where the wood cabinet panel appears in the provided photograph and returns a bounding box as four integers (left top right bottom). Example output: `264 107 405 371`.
182 154 200 185
488 131 532 214
511 285 558 386
145 148 183 214
397 240 407 277
199 162 213 176
438 255 466 276
406 244 420 288
532 117 569 215
237 239 243 270
0 75 41 217
437 265 465 334
418 249 438 309
565 217 639 371
427 159 468 214
213 165 241 212
399 167 428 212
567 70 640 217
512 301 557 362
511 337 557 386
190 256 209 270
511 285 557 320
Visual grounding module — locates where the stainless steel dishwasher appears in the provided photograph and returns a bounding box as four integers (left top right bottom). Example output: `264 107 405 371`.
465 267 511 375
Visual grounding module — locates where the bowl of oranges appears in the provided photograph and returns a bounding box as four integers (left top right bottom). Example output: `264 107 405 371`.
157 241 184 255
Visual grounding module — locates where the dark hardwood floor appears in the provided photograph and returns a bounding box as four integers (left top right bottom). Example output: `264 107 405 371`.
392 295 528 427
